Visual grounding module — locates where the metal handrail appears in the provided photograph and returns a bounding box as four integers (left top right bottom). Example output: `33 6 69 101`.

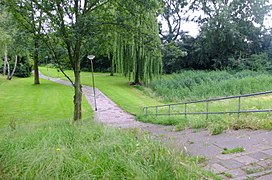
143 90 272 118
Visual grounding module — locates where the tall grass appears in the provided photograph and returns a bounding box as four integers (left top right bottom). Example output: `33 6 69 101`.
0 120 217 179
150 70 272 102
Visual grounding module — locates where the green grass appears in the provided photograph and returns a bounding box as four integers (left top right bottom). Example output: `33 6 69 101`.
0 120 219 179
0 76 92 127
222 147 245 154
39 67 162 115
0 76 218 179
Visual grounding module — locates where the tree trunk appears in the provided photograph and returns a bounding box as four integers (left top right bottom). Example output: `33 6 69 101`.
134 61 140 84
6 60 10 78
134 50 140 84
73 41 82 121
7 55 18 80
3 46 7 76
33 37 40 84
110 56 114 76
73 71 82 121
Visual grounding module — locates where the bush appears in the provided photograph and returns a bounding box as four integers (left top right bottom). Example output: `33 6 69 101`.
0 56 32 78
228 53 272 71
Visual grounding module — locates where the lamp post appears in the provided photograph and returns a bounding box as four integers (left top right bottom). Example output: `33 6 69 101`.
87 55 97 111
45 56 49 80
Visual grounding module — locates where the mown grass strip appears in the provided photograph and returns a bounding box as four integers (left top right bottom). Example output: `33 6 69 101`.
0 76 92 128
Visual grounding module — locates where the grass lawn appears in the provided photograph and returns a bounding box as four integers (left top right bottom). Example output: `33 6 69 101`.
39 67 162 115
0 76 92 127
0 75 217 179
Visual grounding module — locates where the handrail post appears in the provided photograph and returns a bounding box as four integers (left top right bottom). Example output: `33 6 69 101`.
168 105 171 116
185 103 187 119
206 100 209 120
238 96 241 119
143 107 147 116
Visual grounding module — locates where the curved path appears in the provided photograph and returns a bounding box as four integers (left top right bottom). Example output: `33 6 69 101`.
40 73 272 180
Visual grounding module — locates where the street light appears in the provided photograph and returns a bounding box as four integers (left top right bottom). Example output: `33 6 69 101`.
87 55 97 111
45 56 49 80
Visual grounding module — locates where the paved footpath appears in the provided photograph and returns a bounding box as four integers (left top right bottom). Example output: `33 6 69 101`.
40 73 272 179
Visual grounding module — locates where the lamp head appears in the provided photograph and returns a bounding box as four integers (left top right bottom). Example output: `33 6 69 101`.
87 55 95 60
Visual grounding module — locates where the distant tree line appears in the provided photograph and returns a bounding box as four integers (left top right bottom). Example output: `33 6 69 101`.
160 0 272 73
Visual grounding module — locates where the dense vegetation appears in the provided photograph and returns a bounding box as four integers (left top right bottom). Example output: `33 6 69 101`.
150 70 272 102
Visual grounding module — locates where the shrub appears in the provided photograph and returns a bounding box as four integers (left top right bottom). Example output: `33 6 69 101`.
0 56 32 78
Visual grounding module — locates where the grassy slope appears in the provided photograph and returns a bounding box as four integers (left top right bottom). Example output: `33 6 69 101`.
0 76 92 127
0 75 217 179
0 120 217 179
39 67 161 115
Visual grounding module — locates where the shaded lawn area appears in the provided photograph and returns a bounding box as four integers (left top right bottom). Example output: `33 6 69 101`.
0 76 92 127
39 67 161 115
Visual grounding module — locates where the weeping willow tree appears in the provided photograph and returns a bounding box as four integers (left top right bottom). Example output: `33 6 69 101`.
110 1 162 84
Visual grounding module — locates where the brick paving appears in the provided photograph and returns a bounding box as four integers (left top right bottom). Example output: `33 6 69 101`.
41 73 272 179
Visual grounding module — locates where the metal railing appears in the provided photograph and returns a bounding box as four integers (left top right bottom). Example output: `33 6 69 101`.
143 90 272 119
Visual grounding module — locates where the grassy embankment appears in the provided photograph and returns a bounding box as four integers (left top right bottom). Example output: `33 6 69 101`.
40 67 272 134
0 76 217 179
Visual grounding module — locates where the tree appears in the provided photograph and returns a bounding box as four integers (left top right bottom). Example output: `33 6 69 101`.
158 0 188 43
4 0 45 84
0 10 12 76
190 0 271 69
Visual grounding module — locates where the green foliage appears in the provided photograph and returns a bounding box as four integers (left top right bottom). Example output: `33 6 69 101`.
160 0 272 72
190 0 271 70
228 53 271 71
14 56 32 77
163 42 187 74
0 56 32 77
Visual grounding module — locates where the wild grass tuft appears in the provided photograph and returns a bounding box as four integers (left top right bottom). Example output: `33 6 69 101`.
222 147 245 154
